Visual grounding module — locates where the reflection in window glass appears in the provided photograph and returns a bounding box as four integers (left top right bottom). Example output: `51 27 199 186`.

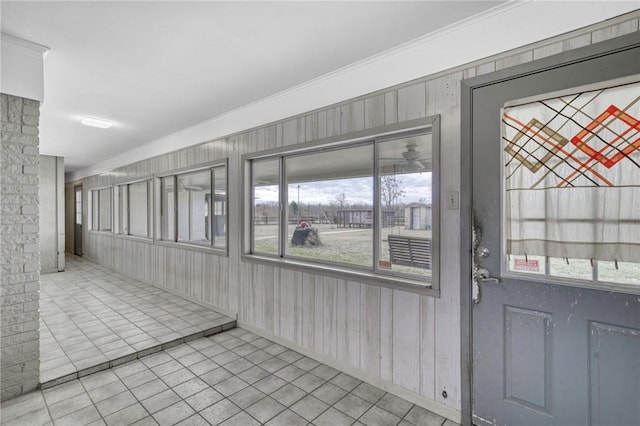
98 188 112 231
177 183 190 242
252 159 280 255
119 185 129 235
161 176 175 241
129 181 149 237
212 168 227 248
92 191 99 230
177 170 211 245
160 165 227 249
378 135 432 278
285 145 373 267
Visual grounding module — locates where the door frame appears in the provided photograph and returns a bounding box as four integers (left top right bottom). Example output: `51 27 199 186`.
459 31 640 426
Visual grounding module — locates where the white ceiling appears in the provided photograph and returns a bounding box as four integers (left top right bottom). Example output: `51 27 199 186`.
1 1 505 173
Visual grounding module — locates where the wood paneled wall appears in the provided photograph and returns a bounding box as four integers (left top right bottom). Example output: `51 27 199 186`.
229 76 462 419
68 12 640 422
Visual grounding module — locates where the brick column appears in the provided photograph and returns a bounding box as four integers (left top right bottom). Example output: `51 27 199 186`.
0 93 40 400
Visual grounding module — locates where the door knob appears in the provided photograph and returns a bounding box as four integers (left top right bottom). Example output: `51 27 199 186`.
472 267 499 305
474 268 499 283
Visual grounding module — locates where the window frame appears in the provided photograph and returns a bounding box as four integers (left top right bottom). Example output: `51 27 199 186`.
242 117 440 294
115 177 153 240
89 186 114 234
157 160 228 255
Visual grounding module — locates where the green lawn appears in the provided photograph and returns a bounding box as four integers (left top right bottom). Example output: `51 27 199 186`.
253 223 431 278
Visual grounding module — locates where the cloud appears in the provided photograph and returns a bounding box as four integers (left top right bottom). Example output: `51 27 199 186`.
254 185 278 202
256 172 432 205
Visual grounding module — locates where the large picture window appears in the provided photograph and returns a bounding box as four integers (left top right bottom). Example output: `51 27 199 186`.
160 163 227 250
246 123 439 286
117 180 151 238
90 187 112 232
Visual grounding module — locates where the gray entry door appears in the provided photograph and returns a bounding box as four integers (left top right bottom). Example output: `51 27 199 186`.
74 185 82 256
470 36 640 426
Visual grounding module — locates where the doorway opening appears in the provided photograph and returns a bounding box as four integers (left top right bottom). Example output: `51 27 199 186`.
74 185 82 256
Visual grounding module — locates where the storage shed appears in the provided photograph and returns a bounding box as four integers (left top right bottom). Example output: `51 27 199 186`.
336 209 372 227
405 203 432 230
337 209 396 228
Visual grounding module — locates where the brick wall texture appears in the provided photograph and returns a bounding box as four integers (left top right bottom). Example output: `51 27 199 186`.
0 93 40 401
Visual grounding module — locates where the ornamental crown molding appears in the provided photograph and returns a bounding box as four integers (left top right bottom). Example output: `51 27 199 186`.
1 33 49 102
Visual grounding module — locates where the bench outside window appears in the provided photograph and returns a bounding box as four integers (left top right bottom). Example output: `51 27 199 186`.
388 234 432 270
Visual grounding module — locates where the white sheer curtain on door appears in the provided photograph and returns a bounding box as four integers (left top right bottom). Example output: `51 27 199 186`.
502 79 640 263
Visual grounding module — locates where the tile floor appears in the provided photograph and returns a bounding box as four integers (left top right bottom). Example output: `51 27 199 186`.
1 328 454 426
40 257 235 386
3 257 455 425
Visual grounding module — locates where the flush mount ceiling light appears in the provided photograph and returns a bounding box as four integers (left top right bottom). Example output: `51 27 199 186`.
81 117 112 128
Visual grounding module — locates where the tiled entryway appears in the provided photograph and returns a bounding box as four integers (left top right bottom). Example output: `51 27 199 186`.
2 257 456 425
40 257 235 387
2 328 454 426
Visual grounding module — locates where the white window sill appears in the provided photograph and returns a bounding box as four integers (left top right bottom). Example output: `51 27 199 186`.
242 254 438 296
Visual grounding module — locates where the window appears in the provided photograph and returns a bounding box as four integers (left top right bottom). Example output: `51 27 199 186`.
117 180 151 238
502 78 640 289
246 123 438 286
286 144 373 267
508 255 640 287
90 187 112 232
75 188 82 225
161 175 175 241
252 159 279 255
378 135 433 279
160 163 227 249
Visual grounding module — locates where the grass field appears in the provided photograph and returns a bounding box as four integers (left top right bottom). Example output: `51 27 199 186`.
253 223 431 278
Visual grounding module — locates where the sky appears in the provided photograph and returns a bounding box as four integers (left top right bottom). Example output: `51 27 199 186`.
254 172 432 206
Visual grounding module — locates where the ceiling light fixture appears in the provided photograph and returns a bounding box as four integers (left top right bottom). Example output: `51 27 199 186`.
81 117 112 129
